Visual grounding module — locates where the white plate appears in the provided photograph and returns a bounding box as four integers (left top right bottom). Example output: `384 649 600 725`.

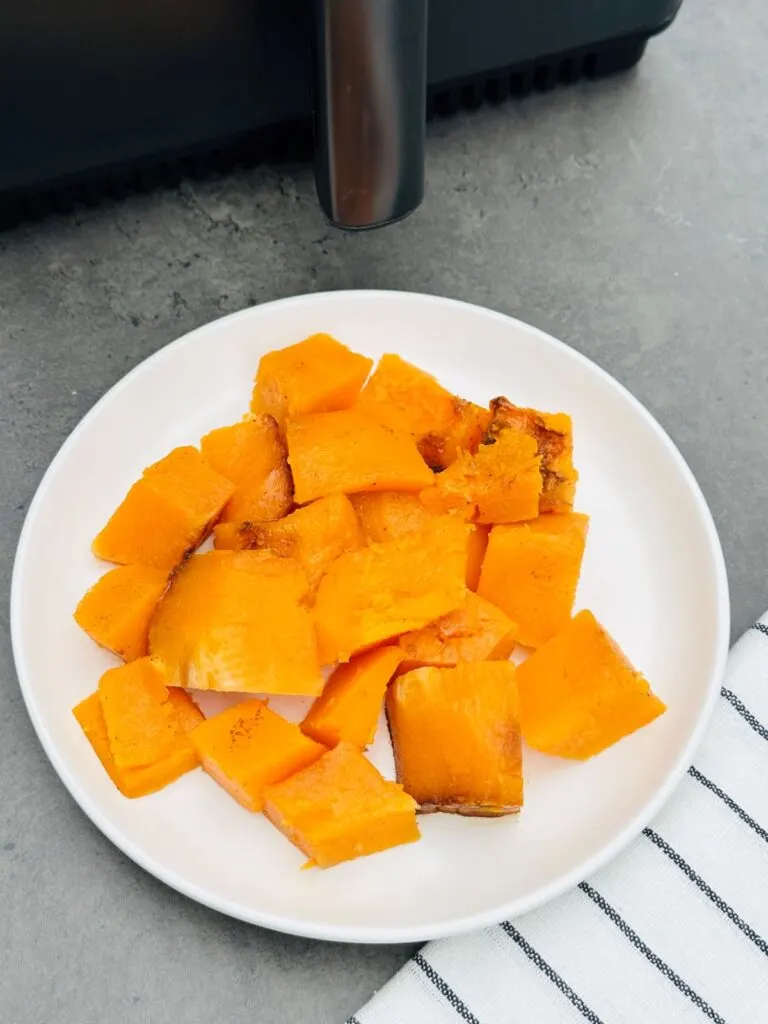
11 290 729 943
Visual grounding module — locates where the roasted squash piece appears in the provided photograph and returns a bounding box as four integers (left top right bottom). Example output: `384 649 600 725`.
191 699 326 811
92 446 234 570
478 513 589 648
313 515 470 663
356 354 488 469
301 646 403 748
465 524 489 591
420 430 542 524
287 409 434 505
487 398 577 513
200 414 292 523
73 687 203 798
74 564 168 661
263 741 420 867
98 658 180 768
516 610 666 759
251 333 373 430
149 550 322 695
350 491 435 544
387 662 523 815
213 493 363 592
397 592 517 672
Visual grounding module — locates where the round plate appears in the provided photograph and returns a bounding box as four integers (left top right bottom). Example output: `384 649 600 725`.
11 290 729 943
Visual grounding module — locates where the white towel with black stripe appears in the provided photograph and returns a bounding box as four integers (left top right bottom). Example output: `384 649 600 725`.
350 617 768 1024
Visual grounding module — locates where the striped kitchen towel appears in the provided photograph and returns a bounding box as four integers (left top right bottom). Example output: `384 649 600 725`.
350 618 768 1024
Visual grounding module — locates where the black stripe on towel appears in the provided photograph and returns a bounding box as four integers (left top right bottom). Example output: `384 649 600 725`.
644 827 768 957
501 921 605 1024
751 621 768 639
413 952 482 1024
579 882 727 1024
721 687 768 743
689 765 768 845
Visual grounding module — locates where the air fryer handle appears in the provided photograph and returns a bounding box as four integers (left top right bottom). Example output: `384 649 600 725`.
313 0 428 230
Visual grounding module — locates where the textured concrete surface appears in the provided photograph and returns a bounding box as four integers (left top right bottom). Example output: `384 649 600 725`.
1 1 767 1021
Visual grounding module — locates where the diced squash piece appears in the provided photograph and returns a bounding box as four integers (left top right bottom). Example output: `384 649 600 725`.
397 592 517 672
350 491 435 543
478 513 589 648
212 494 363 592
98 658 178 768
465 524 489 591
420 430 542 524
302 646 403 748
356 355 489 470
212 521 243 550
190 699 326 811
92 446 234 570
200 414 292 523
251 333 373 429
287 409 434 505
387 662 523 815
516 610 666 759
313 516 470 663
74 564 168 661
263 741 419 867
487 398 577 513
73 686 203 798
149 550 322 694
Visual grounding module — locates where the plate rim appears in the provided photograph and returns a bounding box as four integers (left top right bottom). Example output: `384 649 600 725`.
10 288 731 943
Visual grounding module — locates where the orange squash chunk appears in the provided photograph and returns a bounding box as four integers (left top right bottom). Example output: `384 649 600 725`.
516 610 666 759
356 354 488 469
213 493 363 592
287 409 434 505
313 515 470 663
302 646 403 748
397 592 517 672
251 333 373 430
97 658 180 768
149 550 322 695
190 699 326 811
263 741 419 868
74 564 168 661
73 687 203 798
387 662 523 815
92 446 234 570
200 414 292 523
487 398 577 513
478 513 589 648
420 430 542 524
465 524 489 591
350 491 435 543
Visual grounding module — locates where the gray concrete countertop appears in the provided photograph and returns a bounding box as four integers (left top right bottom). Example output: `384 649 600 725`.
2 2 767 1021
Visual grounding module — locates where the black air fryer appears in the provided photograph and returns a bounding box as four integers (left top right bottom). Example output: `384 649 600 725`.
0 0 683 230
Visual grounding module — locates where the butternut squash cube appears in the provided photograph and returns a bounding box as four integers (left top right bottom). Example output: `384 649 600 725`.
251 333 373 429
98 657 182 768
350 491 435 544
487 398 577 513
387 662 523 815
313 516 470 663
516 610 666 759
478 513 589 648
419 398 491 471
200 414 292 523
213 493 363 592
397 592 517 672
420 430 542 524
149 550 322 695
190 699 326 811
263 741 420 868
287 409 434 505
73 687 203 798
301 646 403 748
92 446 234 570
74 564 168 661
465 524 490 591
